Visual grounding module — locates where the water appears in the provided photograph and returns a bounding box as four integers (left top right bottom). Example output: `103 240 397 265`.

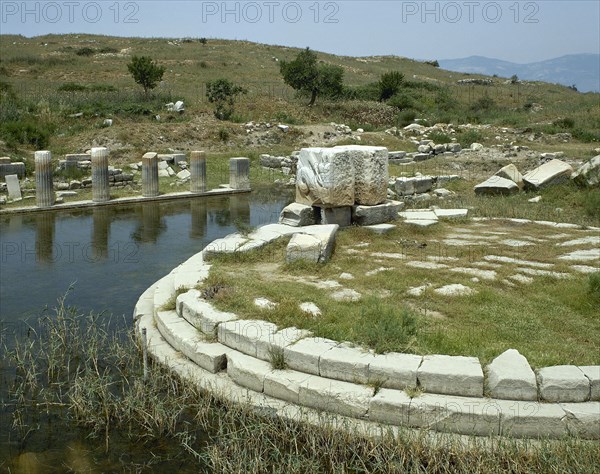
0 187 292 331
0 186 293 471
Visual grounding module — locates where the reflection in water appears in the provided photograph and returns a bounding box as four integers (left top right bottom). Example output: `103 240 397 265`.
190 199 207 239
132 202 165 244
92 207 111 260
207 196 231 227
229 194 251 225
35 212 55 264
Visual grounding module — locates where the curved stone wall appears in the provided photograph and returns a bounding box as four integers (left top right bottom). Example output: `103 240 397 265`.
133 219 600 440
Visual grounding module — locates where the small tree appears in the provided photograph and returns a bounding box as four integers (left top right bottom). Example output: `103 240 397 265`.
127 56 165 97
206 78 247 120
378 71 404 101
280 47 344 106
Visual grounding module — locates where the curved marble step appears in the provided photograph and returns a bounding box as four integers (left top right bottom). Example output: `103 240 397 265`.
142 284 599 439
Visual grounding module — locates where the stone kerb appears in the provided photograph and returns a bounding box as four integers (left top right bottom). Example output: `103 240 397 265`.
138 220 600 439
177 222 598 404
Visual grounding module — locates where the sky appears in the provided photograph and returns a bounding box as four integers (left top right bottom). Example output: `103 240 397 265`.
1 1 599 63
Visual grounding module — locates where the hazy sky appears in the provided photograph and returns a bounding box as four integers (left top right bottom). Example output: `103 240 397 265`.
1 1 599 62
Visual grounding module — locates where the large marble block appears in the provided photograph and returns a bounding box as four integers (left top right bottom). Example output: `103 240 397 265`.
295 147 355 207
334 145 388 205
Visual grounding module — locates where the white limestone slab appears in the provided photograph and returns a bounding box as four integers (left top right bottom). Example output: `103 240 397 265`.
417 355 484 397
368 353 422 390
369 388 411 426
218 319 278 357
319 343 376 384
571 265 600 274
517 267 571 279
560 402 600 439
486 349 537 401
284 337 338 376
298 375 372 418
264 369 312 404
538 365 590 402
497 399 568 438
177 290 238 334
255 326 312 362
408 393 501 436
226 351 272 393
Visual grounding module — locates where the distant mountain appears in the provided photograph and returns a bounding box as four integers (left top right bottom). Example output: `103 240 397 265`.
438 54 600 93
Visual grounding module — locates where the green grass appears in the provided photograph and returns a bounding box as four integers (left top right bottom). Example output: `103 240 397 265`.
203 219 600 367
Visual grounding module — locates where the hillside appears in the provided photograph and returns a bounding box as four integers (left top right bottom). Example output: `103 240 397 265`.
0 34 598 163
439 54 600 93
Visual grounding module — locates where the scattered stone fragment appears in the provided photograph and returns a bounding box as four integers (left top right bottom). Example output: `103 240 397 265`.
279 203 316 227
484 255 553 268
406 261 449 270
407 284 432 296
474 176 519 195
331 288 362 302
434 284 475 296
254 297 277 310
571 265 599 274
558 249 600 261
365 223 396 234
352 200 403 226
450 267 497 280
495 163 524 188
517 267 571 278
571 155 600 187
365 267 392 276
509 274 534 284
523 159 574 190
299 302 321 317
433 209 468 219
558 236 600 247
528 196 542 203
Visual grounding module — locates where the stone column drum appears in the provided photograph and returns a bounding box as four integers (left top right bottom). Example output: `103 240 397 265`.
142 152 159 197
34 150 54 208
91 147 110 203
229 157 250 190
190 151 207 193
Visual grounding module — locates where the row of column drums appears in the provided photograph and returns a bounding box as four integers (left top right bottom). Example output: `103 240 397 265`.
33 149 251 208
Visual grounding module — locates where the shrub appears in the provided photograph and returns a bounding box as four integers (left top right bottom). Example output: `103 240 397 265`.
457 129 483 146
397 109 417 127
378 71 404 101
206 78 247 120
388 92 415 110
58 82 88 92
218 128 230 142
428 131 451 144
1 119 52 148
75 47 95 56
470 95 496 112
553 117 575 129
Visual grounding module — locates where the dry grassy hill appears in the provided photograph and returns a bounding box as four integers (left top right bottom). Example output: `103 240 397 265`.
0 34 598 162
